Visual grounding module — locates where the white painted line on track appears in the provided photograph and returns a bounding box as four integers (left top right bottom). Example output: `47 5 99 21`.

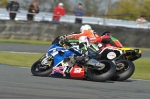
19 67 30 69
0 51 44 54
129 78 150 82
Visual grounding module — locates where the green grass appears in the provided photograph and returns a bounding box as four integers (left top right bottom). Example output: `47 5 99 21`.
0 52 43 67
0 52 150 80
132 58 150 80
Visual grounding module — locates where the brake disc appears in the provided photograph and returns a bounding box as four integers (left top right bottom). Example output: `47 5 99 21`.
96 63 105 70
116 63 125 70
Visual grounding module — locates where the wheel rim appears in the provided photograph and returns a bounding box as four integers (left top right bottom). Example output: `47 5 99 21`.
116 61 130 74
36 64 50 72
35 57 53 72
89 62 111 75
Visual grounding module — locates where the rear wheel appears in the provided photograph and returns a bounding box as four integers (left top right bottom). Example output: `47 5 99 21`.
31 55 53 76
87 60 116 82
111 59 135 81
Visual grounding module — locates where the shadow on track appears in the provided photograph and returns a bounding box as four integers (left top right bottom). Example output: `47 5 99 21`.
30 74 134 83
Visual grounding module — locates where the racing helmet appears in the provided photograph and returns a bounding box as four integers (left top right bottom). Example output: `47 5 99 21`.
78 36 90 47
101 31 111 36
80 24 92 32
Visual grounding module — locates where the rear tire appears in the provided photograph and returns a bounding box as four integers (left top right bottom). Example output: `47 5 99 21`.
111 59 135 81
87 60 116 82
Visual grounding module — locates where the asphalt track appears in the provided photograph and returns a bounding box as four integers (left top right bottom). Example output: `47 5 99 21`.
0 65 150 99
0 42 150 99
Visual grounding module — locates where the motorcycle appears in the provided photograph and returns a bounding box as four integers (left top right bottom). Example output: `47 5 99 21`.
62 38 142 81
31 38 116 82
93 45 142 81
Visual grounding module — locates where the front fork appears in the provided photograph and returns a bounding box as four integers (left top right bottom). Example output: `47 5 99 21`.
41 53 53 66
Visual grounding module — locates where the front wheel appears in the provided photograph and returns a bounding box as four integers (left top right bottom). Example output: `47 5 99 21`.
111 59 135 81
31 55 54 76
87 60 116 82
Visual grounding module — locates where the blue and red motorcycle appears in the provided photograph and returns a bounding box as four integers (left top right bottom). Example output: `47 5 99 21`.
31 37 116 82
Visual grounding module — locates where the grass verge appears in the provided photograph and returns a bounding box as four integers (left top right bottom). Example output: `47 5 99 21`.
132 58 150 80
0 52 150 80
0 52 43 67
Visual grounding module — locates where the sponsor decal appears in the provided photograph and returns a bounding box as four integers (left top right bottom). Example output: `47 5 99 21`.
74 68 82 73
107 52 116 59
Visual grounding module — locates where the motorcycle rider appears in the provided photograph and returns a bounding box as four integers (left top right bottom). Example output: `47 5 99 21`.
64 24 102 43
60 24 122 49
66 25 96 39
78 36 99 55
100 31 123 48
72 36 102 64
44 25 122 64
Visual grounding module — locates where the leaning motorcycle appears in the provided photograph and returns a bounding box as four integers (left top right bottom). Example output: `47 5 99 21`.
31 38 116 82
64 38 142 81
95 45 142 81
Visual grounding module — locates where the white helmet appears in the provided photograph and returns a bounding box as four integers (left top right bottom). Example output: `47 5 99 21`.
58 2 64 6
80 24 92 32
78 36 90 47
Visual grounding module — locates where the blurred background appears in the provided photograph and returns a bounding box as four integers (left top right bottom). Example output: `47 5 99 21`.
1 0 150 28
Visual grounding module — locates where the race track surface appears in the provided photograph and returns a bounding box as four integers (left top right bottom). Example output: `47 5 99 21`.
0 65 150 99
0 43 150 99
0 43 150 57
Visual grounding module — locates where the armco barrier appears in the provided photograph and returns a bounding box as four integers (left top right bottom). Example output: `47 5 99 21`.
0 20 150 48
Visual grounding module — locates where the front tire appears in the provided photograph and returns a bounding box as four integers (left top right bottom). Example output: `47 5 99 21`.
31 60 53 76
31 55 53 76
111 59 135 81
87 60 116 82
